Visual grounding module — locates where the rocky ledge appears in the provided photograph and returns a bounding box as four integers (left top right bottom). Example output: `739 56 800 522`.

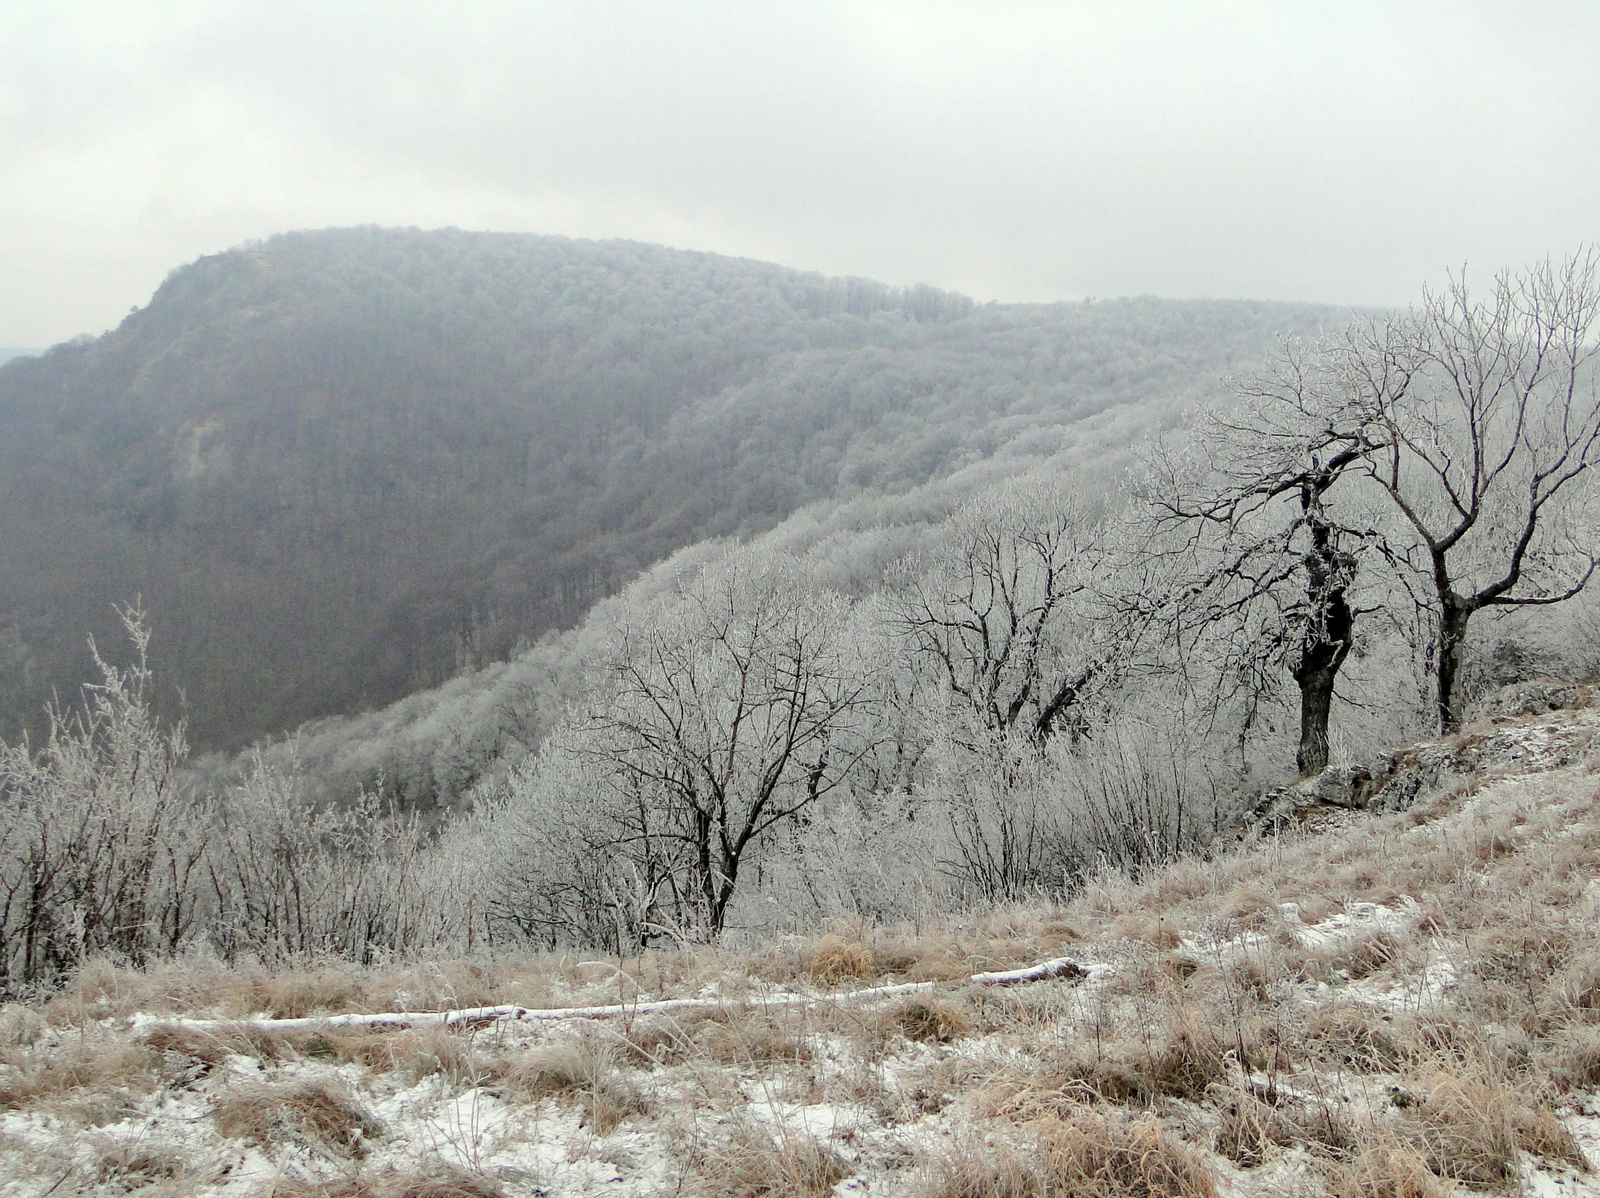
1237 679 1599 835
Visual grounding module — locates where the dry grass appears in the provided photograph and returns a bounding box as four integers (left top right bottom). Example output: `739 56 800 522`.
978 1003 1238 1117
779 917 1060 988
1213 1083 1354 1166
1322 1143 1455 1198
324 1024 485 1086
1038 1112 1216 1197
21 906 1077 1045
0 1003 45 1046
609 1012 705 1067
694 1122 848 1198
41 957 547 1024
1510 1099 1589 1170
257 1164 506 1198
1055 1005 1230 1106
499 1036 648 1133
136 1021 303 1084
918 1111 1215 1198
9 698 1600 1196
94 1138 193 1189
1541 1024 1600 1093
888 998 973 1044
1391 1069 1587 1187
917 1131 1043 1198
806 933 877 984
691 1010 813 1067
1304 1005 1408 1072
28 919 1056 1031
212 1079 385 1159
0 1031 161 1123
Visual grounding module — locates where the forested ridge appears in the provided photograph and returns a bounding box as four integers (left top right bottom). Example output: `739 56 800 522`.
0 226 1345 750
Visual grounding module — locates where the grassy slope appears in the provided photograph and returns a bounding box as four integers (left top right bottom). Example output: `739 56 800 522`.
6 696 1600 1196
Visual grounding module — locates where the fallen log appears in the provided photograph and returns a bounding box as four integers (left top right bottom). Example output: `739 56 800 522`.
127 955 1089 1034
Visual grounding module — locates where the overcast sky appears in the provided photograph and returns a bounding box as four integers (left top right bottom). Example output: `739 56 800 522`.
2 1 1597 347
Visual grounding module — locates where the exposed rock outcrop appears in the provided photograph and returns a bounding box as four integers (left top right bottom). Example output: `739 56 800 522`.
1236 680 1599 836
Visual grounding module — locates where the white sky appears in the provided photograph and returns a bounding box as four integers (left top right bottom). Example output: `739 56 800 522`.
2 0 1597 346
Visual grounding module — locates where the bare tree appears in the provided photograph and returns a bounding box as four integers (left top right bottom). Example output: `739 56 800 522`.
1145 331 1404 774
1157 251 1600 750
893 477 1133 752
535 552 882 942
1354 252 1600 729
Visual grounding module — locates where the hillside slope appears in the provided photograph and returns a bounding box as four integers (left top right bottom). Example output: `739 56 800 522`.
0 227 1346 747
4 687 1600 1196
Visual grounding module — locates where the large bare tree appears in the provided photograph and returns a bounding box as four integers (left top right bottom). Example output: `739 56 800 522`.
1157 251 1600 753
1354 252 1600 729
1145 328 1404 774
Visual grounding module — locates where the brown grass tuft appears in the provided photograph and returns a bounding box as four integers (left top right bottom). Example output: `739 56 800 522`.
1331 930 1408 980
890 999 972 1044
500 1038 647 1133
213 1079 384 1159
697 1123 848 1197
135 1021 297 1085
1400 1071 1519 1188
236 969 368 1019
1214 1084 1354 1167
692 1011 812 1066
1544 946 1600 1022
999 1004 1233 1112
922 1112 1214 1198
806 934 876 985
1541 1024 1600 1092
1140 1012 1229 1102
1510 1101 1590 1171
329 1024 483 1086
94 1139 190 1188
136 1023 233 1076
259 1163 507 1198
1304 1005 1407 1072
1323 1143 1455 1198
1038 1111 1216 1197
916 1131 1044 1198
0 1004 45 1046
610 1013 702 1067
0 1034 160 1119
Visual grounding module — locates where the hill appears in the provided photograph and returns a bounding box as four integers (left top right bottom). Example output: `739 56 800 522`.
0 227 1347 749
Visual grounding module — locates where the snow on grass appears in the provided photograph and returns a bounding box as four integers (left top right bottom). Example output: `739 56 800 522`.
11 703 1600 1195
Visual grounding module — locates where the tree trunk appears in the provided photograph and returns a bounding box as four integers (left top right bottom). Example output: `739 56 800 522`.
1436 596 1474 733
1291 608 1351 775
708 859 738 939
1291 481 1355 775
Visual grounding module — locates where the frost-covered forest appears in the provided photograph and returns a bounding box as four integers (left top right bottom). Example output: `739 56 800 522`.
0 227 1346 750
3 247 1598 991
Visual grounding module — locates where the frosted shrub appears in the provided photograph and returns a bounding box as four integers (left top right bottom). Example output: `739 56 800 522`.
0 612 203 993
935 709 1227 904
206 751 484 964
0 613 487 990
